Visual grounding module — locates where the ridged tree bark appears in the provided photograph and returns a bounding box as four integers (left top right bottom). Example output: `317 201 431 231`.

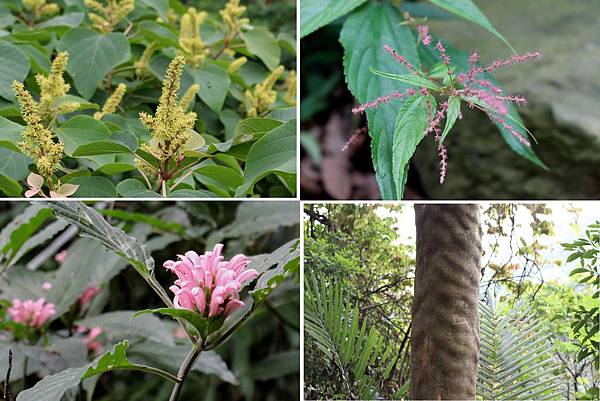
410 204 481 400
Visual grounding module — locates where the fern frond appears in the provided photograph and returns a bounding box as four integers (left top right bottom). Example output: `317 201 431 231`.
477 298 565 400
304 275 396 399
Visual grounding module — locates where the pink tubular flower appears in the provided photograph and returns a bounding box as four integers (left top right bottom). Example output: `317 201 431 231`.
8 298 55 328
84 326 103 356
79 287 101 307
164 244 259 318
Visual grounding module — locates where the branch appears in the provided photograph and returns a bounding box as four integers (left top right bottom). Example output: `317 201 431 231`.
3 350 11 401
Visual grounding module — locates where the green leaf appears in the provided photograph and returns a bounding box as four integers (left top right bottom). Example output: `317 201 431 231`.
0 146 31 180
194 165 242 197
428 0 515 52
56 115 114 165
369 68 439 90
300 0 368 38
190 63 231 113
0 174 22 196
137 20 178 47
116 178 160 198
69 176 117 198
392 94 431 199
0 116 24 143
135 308 211 339
0 41 30 101
341 3 420 199
233 117 283 145
36 12 84 29
235 119 296 197
48 201 154 278
240 27 281 71
441 96 461 142
72 140 133 156
16 341 177 401
96 162 136 175
57 28 131 99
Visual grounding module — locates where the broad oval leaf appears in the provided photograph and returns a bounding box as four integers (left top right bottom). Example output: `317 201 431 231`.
0 42 30 101
57 28 131 99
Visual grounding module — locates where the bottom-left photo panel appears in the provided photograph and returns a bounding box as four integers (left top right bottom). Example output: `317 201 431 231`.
0 200 300 401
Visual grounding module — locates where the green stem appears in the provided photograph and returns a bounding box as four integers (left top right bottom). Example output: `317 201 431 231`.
168 344 202 401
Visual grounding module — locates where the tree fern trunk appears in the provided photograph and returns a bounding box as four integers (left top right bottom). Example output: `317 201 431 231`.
411 204 481 400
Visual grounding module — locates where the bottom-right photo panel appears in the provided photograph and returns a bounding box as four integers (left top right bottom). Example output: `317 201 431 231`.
303 202 599 401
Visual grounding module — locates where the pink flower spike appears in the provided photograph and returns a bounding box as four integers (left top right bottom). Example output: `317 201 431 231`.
164 244 258 319
485 52 541 73
418 25 432 47
384 45 417 73
8 298 55 328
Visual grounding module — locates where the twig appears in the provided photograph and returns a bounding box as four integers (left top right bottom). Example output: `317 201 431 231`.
168 344 202 401
3 350 11 401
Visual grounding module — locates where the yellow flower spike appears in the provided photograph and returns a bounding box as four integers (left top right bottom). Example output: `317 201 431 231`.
94 83 126 120
178 7 209 68
219 0 249 56
23 0 60 19
283 70 297 105
12 81 64 181
227 56 247 74
179 84 199 111
244 65 284 117
134 42 157 78
35 52 79 120
84 0 134 33
139 55 197 162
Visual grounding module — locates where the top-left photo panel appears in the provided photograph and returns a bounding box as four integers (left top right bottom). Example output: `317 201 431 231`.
0 0 297 199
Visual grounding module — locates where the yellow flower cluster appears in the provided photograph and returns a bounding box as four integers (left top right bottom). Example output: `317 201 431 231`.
179 8 209 68
284 70 297 106
134 42 157 77
219 0 249 57
12 81 64 179
36 52 79 120
94 83 127 120
85 0 134 33
179 84 199 111
227 56 247 73
244 65 284 117
22 0 59 19
139 55 197 162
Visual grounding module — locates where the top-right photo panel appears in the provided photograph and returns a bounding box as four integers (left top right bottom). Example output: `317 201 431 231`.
300 0 600 200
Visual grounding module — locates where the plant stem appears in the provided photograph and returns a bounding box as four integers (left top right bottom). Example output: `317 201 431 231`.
22 357 28 391
161 180 167 197
109 366 179 383
168 344 202 401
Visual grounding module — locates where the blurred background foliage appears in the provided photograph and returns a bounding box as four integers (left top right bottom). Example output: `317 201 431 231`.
303 203 598 400
0 201 299 401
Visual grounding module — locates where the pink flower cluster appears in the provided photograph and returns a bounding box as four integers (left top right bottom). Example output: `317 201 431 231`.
164 244 259 318
352 24 541 184
8 298 55 328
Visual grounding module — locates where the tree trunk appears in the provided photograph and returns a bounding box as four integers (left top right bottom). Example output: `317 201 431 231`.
410 204 481 400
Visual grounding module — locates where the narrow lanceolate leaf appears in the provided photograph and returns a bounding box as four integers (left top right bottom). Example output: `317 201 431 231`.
341 3 420 199
48 202 154 277
428 0 515 53
441 96 461 142
300 0 368 38
392 95 432 200
369 68 439 90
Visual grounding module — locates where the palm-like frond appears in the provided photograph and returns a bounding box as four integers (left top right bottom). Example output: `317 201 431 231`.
478 298 565 400
304 275 395 399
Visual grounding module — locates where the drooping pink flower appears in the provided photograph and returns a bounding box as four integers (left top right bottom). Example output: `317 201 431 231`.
79 287 101 307
54 250 68 263
164 244 259 318
384 45 418 73
8 298 55 328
